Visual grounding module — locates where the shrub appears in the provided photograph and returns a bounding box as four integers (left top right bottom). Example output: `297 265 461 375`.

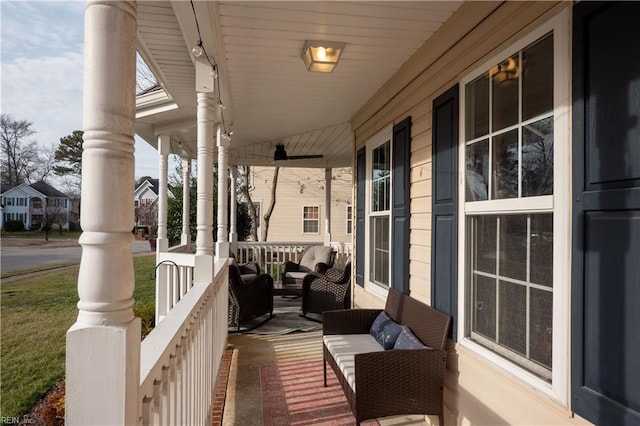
41 379 65 426
134 300 156 339
4 220 25 232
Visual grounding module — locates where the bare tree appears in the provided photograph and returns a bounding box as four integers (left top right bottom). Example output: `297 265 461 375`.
45 203 69 236
261 167 279 242
135 202 158 236
136 53 158 94
239 165 259 241
1 113 40 185
33 144 57 183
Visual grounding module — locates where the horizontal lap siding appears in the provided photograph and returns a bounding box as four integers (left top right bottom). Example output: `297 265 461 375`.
353 0 565 299
352 1 592 424
248 166 352 243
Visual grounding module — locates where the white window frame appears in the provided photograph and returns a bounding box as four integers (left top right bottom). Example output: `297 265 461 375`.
364 125 393 299
457 10 570 405
302 205 320 234
346 205 353 235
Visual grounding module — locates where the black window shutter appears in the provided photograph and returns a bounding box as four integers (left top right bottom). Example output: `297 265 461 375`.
431 84 459 340
392 117 411 295
355 147 366 287
571 2 640 424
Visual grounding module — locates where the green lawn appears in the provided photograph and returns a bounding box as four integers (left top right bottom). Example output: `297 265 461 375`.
2 230 82 239
0 254 156 419
1 262 78 280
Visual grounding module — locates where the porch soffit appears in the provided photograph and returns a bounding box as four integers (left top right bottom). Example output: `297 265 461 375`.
135 1 463 167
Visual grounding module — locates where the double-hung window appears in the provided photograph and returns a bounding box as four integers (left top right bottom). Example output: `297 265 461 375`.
460 12 569 402
365 126 392 290
302 206 320 234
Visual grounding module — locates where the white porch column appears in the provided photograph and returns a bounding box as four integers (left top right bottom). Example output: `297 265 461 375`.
324 168 332 245
216 126 229 258
157 134 170 252
181 157 192 249
66 2 140 425
229 166 238 254
195 92 215 258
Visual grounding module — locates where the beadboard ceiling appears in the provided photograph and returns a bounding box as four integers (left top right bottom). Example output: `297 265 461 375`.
135 1 463 168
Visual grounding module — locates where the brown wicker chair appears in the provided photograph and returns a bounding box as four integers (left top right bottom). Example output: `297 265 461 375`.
322 288 451 425
301 258 351 321
228 260 274 331
281 245 336 293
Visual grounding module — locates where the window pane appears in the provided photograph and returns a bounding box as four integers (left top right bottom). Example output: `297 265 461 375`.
370 216 389 286
522 117 554 197
522 34 553 120
530 288 553 368
304 220 319 233
306 207 319 219
499 281 526 356
472 215 497 274
465 74 490 140
371 142 390 212
492 130 519 199
466 139 489 201
499 215 527 281
473 275 496 340
492 56 520 131
530 214 553 287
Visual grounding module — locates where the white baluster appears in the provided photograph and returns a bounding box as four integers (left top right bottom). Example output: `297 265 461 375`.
141 396 152 426
152 379 161 425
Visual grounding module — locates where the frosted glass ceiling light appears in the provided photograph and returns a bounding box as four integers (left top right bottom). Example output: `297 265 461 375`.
301 40 345 73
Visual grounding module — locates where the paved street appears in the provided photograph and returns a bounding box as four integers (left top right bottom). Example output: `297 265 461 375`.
1 239 153 274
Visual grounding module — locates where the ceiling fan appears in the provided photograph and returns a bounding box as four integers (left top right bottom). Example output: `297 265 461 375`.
273 144 324 161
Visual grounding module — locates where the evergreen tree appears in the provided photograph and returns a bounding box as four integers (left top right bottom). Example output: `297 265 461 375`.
54 130 84 187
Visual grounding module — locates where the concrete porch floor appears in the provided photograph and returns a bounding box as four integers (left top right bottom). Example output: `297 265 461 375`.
220 298 434 426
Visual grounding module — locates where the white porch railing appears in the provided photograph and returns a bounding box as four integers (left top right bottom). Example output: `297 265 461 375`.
155 252 196 323
236 241 352 281
139 258 228 426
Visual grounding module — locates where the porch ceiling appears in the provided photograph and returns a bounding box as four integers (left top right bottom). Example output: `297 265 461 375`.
135 1 463 168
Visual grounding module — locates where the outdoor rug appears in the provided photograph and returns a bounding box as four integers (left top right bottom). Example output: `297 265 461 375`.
260 359 378 425
230 299 322 335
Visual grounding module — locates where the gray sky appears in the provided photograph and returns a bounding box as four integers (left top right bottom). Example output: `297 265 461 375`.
1 0 159 183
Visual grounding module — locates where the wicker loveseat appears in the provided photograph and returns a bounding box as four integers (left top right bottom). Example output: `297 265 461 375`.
322 288 451 425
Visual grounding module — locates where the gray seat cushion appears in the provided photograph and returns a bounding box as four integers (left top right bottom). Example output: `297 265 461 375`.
299 245 333 272
323 334 385 392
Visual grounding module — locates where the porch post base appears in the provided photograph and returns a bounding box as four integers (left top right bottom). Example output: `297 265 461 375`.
216 241 230 259
157 237 169 252
66 319 141 425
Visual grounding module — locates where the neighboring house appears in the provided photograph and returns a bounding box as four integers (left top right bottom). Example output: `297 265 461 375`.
243 166 352 244
133 178 160 233
0 181 72 230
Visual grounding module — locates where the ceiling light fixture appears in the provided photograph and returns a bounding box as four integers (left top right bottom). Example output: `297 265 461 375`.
301 40 345 73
